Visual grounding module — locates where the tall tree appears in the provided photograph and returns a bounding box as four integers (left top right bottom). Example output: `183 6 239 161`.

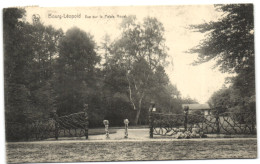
4 8 64 121
108 16 168 124
55 27 100 116
4 8 34 122
189 4 254 74
28 23 63 119
189 4 255 112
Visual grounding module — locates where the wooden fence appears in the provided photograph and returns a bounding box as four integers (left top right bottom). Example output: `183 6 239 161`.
149 110 256 138
6 106 89 141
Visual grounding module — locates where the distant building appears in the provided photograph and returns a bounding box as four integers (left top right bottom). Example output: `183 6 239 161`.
182 104 211 115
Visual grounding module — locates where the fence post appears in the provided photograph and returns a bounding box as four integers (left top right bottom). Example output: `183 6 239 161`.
184 106 189 131
83 104 89 139
149 110 153 138
149 101 155 138
215 109 220 134
124 119 129 138
103 120 110 139
53 110 59 140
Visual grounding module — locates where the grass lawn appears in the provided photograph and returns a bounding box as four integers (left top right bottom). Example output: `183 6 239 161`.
6 138 257 163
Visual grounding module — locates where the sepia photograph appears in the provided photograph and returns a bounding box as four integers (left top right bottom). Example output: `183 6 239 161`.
1 1 258 163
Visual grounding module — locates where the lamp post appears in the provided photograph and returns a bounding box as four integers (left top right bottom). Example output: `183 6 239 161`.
215 107 220 134
124 119 129 138
184 106 189 131
103 120 110 139
149 101 156 138
83 104 89 139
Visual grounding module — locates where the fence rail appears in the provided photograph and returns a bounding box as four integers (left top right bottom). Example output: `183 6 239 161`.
149 111 256 137
6 107 89 141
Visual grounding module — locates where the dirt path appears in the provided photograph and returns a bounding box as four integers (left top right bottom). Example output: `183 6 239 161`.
7 128 257 144
88 128 150 140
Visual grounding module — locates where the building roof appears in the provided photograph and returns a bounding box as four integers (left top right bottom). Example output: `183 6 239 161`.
182 104 210 110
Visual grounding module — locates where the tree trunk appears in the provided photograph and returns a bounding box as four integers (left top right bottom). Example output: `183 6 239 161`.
134 100 142 125
134 108 141 125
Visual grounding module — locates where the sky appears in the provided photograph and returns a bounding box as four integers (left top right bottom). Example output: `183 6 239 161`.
24 5 231 103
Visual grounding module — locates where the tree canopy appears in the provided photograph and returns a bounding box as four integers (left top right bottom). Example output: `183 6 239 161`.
55 27 101 116
104 16 170 124
4 8 199 128
189 4 254 74
189 4 255 113
4 8 64 122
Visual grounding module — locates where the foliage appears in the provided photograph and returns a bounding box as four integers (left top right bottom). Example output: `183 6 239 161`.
106 16 169 124
208 88 232 113
4 8 63 122
4 8 30 122
55 27 101 116
176 131 206 139
28 23 63 119
189 4 254 74
4 8 193 132
208 87 255 114
189 4 255 115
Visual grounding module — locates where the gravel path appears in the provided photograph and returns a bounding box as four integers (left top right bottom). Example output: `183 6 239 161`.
7 128 257 144
88 128 150 140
